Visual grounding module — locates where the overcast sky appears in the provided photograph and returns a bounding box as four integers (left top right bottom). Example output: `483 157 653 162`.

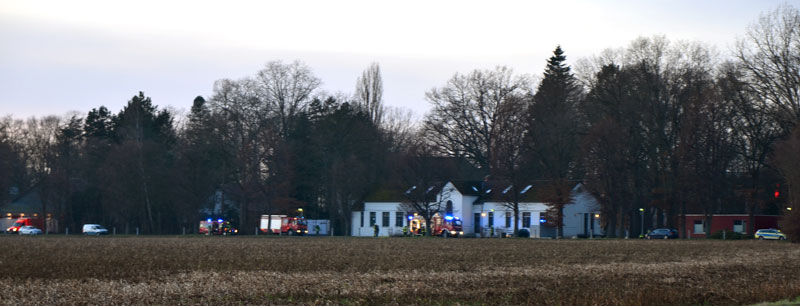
0 0 796 119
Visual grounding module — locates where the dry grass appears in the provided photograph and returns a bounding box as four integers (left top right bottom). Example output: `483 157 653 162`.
0 236 798 305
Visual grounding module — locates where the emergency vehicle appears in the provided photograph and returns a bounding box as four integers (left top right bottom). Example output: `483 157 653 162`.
199 219 238 235
260 215 308 235
6 217 45 233
409 213 463 237
280 216 308 235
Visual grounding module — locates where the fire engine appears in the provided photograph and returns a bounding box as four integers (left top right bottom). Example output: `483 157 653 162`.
6 217 45 233
280 216 308 235
260 215 308 235
409 213 463 237
199 219 238 235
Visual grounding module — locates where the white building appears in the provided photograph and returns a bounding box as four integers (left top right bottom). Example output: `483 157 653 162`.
352 180 603 238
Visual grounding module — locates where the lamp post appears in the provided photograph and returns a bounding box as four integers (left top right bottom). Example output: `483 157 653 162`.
639 208 644 237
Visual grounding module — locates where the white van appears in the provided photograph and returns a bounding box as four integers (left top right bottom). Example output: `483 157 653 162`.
82 224 109 235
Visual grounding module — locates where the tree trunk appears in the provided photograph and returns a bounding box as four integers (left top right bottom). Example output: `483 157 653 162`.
607 211 617 238
513 205 520 235
747 201 756 236
680 199 687 239
704 214 713 239
557 206 564 238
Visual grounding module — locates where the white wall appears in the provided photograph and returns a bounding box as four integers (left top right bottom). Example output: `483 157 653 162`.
351 183 604 238
351 202 406 237
560 184 602 238
472 202 549 238
438 182 475 234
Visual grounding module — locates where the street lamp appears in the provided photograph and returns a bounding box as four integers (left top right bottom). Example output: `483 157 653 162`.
639 208 644 237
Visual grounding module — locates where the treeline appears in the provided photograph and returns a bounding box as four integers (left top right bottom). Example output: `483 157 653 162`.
1 5 799 238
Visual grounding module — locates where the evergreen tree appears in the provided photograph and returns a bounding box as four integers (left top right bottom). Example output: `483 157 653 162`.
527 46 584 238
175 95 230 233
102 92 177 234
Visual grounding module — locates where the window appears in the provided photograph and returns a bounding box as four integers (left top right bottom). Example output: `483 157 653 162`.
505 212 512 228
733 220 745 233
382 212 390 227
522 212 531 228
360 211 364 227
370 212 376 226
488 211 494 227
693 219 704 234
395 212 404 227
446 201 453 214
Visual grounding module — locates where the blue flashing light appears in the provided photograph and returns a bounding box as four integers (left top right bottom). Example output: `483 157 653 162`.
444 215 454 221
206 218 212 223
539 218 546 224
217 219 223 223
454 217 460 220
408 215 414 220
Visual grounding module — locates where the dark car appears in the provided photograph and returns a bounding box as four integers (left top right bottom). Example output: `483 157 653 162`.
645 228 679 239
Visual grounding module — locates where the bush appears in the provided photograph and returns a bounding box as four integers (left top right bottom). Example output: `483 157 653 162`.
517 228 531 238
709 230 747 240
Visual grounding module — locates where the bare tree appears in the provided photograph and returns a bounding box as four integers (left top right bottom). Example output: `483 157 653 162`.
718 61 783 235
354 62 384 126
774 125 800 242
256 60 322 137
490 95 530 235
381 106 416 153
0 118 20 208
210 77 281 232
395 136 457 236
19 116 62 232
423 66 531 171
736 4 800 132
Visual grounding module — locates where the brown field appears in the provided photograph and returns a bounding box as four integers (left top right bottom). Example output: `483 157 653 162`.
0 236 799 305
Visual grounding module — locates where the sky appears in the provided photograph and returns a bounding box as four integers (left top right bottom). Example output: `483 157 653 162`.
0 0 796 120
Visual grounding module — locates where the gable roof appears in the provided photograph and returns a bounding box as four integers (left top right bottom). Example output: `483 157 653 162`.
363 187 407 202
363 182 445 203
487 180 581 203
363 180 585 205
451 180 583 203
0 186 57 215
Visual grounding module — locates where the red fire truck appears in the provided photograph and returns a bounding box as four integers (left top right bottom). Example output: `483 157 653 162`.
199 218 238 235
409 214 463 237
433 214 463 237
260 215 308 235
6 217 45 233
280 217 308 235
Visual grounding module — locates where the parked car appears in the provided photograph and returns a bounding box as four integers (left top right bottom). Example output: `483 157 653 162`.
645 228 679 239
754 229 786 240
18 225 42 235
82 224 109 235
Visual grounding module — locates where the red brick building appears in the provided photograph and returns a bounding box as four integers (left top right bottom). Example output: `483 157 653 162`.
680 214 780 238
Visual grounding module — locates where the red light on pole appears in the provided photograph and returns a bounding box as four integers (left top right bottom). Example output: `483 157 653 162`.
774 190 780 198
